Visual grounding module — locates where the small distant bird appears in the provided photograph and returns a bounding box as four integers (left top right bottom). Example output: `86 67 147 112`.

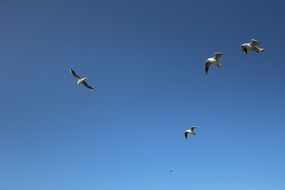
241 39 265 54
204 52 223 75
184 126 197 139
69 68 94 91
169 170 173 172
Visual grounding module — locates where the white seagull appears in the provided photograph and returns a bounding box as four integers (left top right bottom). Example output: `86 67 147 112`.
205 52 223 75
69 68 94 91
184 126 197 139
241 39 265 54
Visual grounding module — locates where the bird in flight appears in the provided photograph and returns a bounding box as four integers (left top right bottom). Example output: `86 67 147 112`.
204 52 223 75
241 39 265 54
69 68 94 91
184 126 197 139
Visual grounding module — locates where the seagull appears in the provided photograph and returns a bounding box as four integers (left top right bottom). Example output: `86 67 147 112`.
204 52 223 75
69 68 94 91
184 126 197 139
241 39 265 54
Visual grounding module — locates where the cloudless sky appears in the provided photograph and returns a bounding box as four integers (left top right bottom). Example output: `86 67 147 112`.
1 0 285 189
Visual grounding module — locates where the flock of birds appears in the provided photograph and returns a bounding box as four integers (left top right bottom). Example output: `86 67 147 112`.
69 38 265 140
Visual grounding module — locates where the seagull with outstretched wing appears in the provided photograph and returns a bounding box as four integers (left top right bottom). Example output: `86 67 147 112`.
204 52 223 75
241 39 265 54
70 68 94 91
184 126 197 139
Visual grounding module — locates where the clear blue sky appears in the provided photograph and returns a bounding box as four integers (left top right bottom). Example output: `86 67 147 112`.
1 0 285 189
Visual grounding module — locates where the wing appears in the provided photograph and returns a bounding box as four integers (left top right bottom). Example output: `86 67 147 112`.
184 132 188 139
205 61 212 75
214 52 223 60
250 39 261 46
82 80 94 91
70 68 81 79
241 46 248 54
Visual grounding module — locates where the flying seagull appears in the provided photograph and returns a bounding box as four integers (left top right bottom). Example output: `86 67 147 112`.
241 39 265 54
205 52 223 75
184 126 197 139
69 68 94 91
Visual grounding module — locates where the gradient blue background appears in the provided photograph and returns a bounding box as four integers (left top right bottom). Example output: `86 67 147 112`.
1 0 284 189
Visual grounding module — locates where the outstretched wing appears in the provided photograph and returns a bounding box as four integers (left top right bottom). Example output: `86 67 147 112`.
241 46 248 54
214 52 223 60
70 68 81 79
184 131 188 139
82 80 94 91
205 61 212 75
250 39 261 46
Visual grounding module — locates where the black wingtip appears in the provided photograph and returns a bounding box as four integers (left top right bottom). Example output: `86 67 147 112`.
69 68 75 73
205 67 209 75
242 47 247 54
205 61 210 75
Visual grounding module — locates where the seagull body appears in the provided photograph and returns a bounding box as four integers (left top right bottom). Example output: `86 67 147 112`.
77 77 87 85
241 39 264 54
205 52 223 74
70 68 94 91
184 126 197 139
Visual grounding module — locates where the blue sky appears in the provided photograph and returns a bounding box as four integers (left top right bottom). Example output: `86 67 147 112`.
0 0 285 189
